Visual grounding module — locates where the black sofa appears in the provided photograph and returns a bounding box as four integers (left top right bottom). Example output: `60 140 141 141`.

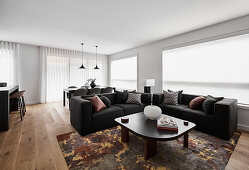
70 92 151 136
153 93 238 140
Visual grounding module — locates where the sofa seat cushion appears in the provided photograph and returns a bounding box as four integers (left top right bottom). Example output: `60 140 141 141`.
182 108 213 120
93 105 124 120
114 104 146 115
181 108 215 134
159 104 188 118
92 105 125 132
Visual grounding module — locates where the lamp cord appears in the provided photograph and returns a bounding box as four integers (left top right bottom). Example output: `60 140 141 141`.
95 46 98 65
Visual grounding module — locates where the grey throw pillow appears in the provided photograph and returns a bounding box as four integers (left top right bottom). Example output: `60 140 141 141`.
126 93 142 105
168 89 183 104
163 90 179 105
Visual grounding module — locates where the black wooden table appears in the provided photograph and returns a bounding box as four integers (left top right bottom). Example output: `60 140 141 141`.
0 85 19 131
63 87 79 106
115 112 196 159
63 86 115 106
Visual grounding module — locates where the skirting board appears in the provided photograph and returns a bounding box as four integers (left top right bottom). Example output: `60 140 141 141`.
237 124 249 132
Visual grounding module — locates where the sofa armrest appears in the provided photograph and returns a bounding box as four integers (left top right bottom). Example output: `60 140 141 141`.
153 93 164 105
70 96 92 136
214 98 238 140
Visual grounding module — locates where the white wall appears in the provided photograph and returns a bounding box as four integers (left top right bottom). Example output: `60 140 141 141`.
108 15 249 131
19 44 40 104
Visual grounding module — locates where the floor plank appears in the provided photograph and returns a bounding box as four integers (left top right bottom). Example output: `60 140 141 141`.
0 102 248 170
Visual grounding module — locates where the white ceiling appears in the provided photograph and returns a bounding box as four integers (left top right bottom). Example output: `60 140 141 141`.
1 0 249 55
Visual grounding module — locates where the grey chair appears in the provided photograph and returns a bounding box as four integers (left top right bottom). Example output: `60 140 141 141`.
72 88 88 96
67 86 77 98
101 87 114 93
88 88 101 95
68 86 77 88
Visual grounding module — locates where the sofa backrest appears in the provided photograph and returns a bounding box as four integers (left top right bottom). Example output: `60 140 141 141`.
181 93 200 105
136 92 151 105
101 93 116 105
102 92 151 105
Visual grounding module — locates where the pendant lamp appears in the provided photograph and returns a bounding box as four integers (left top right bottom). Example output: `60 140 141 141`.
94 45 100 69
79 43 86 69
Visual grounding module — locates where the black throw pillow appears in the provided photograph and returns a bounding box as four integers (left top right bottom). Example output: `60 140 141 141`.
115 90 128 104
168 89 183 104
207 95 224 101
202 97 217 114
100 96 111 107
202 95 224 114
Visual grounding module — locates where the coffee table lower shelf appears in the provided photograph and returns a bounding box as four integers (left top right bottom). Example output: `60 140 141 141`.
121 126 189 160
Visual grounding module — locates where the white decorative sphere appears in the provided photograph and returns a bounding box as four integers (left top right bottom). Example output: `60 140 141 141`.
144 105 162 120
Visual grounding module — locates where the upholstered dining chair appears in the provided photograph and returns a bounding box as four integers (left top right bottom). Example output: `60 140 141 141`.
101 87 114 93
88 88 101 95
68 86 77 88
66 86 78 99
72 88 88 96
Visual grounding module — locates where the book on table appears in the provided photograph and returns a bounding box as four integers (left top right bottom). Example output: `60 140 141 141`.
157 115 178 132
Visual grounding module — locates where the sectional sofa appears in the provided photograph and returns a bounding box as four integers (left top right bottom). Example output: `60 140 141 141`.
70 92 151 136
153 93 238 140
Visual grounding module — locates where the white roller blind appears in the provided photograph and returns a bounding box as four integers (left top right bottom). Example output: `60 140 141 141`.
163 33 249 104
111 56 137 90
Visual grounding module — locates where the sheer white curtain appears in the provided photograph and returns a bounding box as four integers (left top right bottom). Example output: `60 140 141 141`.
88 52 107 86
111 56 137 90
69 53 88 87
0 41 19 85
40 47 107 103
70 52 107 87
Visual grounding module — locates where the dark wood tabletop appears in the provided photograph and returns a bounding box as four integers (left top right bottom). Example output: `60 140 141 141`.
115 112 196 141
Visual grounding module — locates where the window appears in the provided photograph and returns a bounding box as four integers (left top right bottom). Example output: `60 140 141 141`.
0 42 18 85
111 56 137 90
163 33 249 104
42 47 107 102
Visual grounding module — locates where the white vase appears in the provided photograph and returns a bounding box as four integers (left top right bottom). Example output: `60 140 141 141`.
144 105 162 120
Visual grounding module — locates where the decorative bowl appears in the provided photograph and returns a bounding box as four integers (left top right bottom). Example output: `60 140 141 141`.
144 105 162 120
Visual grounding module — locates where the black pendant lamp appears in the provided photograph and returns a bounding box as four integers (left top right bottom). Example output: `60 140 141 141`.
79 43 86 69
94 45 100 69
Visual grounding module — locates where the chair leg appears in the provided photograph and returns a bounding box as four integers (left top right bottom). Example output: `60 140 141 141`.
18 98 21 110
10 99 14 112
22 96 26 115
19 98 23 121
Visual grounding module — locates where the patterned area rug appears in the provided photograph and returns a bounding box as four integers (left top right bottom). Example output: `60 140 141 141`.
57 126 240 170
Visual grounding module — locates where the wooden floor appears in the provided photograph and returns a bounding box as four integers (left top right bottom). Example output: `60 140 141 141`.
0 102 248 170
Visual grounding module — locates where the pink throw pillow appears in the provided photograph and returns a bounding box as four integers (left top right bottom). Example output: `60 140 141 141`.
189 96 206 110
86 96 107 112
